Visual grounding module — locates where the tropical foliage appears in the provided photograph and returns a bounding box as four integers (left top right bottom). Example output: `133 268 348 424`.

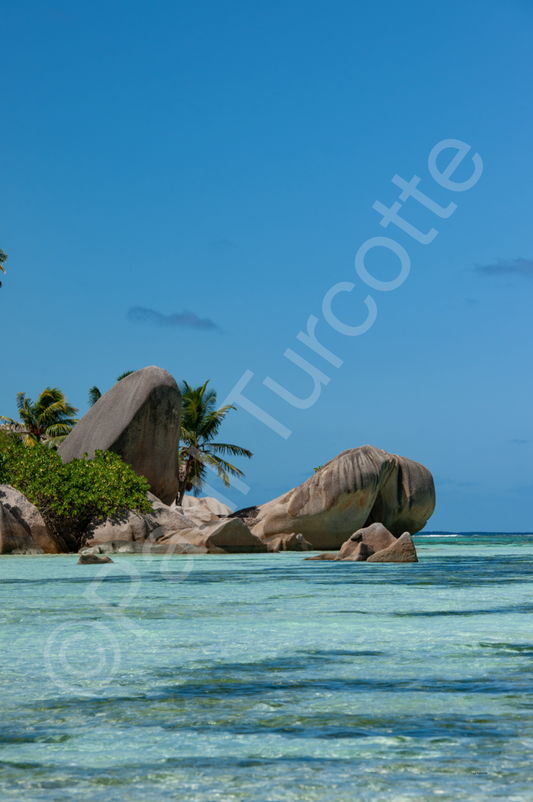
88 371 136 406
0 248 7 289
0 434 152 548
177 380 252 505
88 386 102 406
0 387 78 448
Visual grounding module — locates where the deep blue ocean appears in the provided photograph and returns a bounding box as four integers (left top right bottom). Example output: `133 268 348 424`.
1 533 533 801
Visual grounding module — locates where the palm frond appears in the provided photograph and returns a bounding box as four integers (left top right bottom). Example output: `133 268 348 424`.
208 442 253 458
88 386 102 406
42 434 69 450
45 421 77 437
0 416 21 427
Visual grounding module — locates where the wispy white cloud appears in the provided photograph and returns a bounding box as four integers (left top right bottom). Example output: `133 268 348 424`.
475 257 533 278
127 307 221 331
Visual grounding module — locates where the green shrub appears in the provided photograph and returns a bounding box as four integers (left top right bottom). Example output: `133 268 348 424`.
0 436 152 548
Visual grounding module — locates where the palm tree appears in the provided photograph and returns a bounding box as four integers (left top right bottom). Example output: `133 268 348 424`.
88 371 136 406
177 380 252 505
88 386 102 406
0 387 79 448
0 248 7 289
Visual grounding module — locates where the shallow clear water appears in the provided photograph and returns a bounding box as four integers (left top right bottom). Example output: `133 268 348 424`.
1 534 533 801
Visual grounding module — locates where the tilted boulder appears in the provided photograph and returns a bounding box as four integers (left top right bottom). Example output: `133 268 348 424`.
0 502 44 554
58 366 181 505
250 445 435 549
337 522 397 560
367 531 418 563
183 518 267 553
0 485 67 553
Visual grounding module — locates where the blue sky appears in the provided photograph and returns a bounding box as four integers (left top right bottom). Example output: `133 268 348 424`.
1 0 532 531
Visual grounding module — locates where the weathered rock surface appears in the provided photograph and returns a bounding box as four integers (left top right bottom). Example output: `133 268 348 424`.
0 485 66 553
303 552 338 561
366 531 418 563
338 541 374 562
58 366 182 504
265 533 314 552
81 539 207 555
363 456 435 537
78 553 114 564
184 518 268 553
83 510 155 545
337 522 397 560
180 495 233 517
250 445 435 549
0 503 45 554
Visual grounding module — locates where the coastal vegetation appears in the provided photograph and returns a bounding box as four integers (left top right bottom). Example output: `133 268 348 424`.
0 372 254 543
0 430 151 547
177 380 252 505
0 387 78 449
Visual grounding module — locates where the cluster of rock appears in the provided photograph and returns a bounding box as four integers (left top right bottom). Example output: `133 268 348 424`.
305 522 418 563
0 366 435 561
0 484 314 556
244 444 435 549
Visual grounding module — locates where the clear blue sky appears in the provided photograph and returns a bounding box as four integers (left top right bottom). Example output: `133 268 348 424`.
1 0 532 531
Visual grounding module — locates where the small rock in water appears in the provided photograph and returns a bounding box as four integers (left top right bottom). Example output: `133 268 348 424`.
78 553 114 564
366 532 418 563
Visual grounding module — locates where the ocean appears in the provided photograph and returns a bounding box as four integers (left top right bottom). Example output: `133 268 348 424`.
1 533 533 801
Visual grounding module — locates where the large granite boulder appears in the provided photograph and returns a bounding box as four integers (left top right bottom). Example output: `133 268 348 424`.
0 502 44 554
249 445 435 549
0 485 67 553
363 455 435 537
58 367 181 505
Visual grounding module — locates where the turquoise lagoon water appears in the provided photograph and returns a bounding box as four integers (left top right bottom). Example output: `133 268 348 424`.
1 534 533 801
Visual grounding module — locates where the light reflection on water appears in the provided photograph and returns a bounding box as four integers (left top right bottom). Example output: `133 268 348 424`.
1 534 533 801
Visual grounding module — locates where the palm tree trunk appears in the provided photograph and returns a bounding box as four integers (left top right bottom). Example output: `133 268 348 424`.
176 454 194 505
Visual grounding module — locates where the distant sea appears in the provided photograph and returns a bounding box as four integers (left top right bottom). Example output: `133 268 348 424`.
1 533 533 801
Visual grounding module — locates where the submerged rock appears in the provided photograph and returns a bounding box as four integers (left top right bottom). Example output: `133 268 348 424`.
303 552 338 561
78 553 114 564
58 366 182 504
